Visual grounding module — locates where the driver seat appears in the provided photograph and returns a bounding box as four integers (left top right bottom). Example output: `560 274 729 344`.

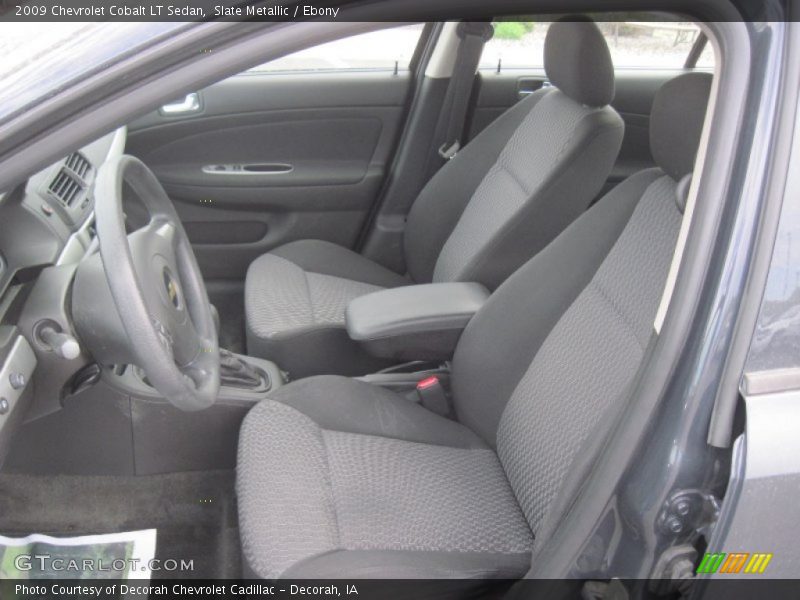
244 19 624 378
236 73 712 579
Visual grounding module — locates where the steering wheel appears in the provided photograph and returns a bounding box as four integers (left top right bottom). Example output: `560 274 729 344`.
92 155 219 410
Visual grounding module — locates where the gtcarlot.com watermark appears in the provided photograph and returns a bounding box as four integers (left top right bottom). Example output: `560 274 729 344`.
14 553 193 573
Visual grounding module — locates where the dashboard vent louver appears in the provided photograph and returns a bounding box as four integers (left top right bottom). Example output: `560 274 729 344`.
48 169 83 207
65 152 91 179
47 153 91 208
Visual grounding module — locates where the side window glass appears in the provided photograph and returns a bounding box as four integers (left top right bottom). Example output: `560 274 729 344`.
479 21 550 70
248 24 424 73
695 40 716 69
598 22 709 69
479 20 715 71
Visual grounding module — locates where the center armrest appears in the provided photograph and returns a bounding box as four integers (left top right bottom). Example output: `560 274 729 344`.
345 282 489 362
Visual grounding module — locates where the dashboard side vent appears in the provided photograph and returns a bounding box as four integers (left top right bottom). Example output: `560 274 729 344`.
47 152 92 208
48 168 83 207
65 152 91 180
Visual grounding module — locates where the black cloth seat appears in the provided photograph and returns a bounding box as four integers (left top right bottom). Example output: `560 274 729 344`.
237 376 533 579
245 20 625 378
236 72 714 580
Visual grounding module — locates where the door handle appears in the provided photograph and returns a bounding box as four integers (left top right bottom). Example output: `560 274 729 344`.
517 78 551 98
202 163 294 175
160 93 201 115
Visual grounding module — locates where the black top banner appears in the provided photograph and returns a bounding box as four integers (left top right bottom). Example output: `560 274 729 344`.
0 0 792 22
4 0 345 20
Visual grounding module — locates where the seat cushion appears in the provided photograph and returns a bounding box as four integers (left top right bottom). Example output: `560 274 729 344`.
271 239 411 288
245 240 409 378
237 377 533 579
246 253 384 339
268 375 488 449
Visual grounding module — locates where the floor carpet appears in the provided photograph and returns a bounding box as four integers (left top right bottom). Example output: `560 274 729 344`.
0 470 240 579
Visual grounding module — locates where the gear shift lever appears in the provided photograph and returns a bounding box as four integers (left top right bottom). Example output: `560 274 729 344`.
219 349 263 389
210 304 264 389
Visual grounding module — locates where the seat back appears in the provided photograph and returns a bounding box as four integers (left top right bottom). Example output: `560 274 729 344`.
450 72 713 539
404 19 624 290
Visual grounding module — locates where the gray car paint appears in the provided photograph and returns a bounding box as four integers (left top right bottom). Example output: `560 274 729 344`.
702 393 800 580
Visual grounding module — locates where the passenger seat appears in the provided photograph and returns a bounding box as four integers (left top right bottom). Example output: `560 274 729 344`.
245 18 625 377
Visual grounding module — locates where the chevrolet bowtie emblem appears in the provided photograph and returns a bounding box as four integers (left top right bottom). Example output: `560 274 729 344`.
163 268 181 309
168 279 178 304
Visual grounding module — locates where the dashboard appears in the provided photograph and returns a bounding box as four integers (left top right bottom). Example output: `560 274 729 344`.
0 127 126 462
0 128 125 297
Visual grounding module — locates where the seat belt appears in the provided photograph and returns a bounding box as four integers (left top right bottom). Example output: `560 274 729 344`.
437 21 494 161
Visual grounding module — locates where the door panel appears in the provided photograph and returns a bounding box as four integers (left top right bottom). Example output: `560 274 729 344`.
126 72 411 280
468 68 687 194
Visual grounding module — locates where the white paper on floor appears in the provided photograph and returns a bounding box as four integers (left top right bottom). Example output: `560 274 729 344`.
0 529 157 579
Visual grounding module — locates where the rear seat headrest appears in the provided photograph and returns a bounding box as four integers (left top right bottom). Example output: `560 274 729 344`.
544 17 615 108
650 72 713 181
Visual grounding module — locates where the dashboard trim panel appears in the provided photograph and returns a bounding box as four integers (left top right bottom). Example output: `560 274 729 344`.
56 211 95 266
0 335 36 429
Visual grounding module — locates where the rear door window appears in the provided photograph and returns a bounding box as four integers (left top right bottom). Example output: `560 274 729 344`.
479 20 714 71
248 24 424 73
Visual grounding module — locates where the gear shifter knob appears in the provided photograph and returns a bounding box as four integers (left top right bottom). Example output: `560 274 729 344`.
219 349 263 389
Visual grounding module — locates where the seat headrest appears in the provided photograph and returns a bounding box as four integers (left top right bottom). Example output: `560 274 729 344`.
650 72 713 181
544 17 615 107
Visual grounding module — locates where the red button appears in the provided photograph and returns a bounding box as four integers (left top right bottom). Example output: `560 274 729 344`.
416 376 439 390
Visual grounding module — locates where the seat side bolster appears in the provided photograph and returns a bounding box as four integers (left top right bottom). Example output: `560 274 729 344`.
236 401 340 579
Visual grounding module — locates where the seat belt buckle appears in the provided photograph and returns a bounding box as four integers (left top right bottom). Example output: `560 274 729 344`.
438 141 460 161
416 376 450 416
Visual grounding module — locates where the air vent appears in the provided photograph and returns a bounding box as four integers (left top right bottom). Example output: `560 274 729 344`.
48 168 83 207
65 152 91 179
